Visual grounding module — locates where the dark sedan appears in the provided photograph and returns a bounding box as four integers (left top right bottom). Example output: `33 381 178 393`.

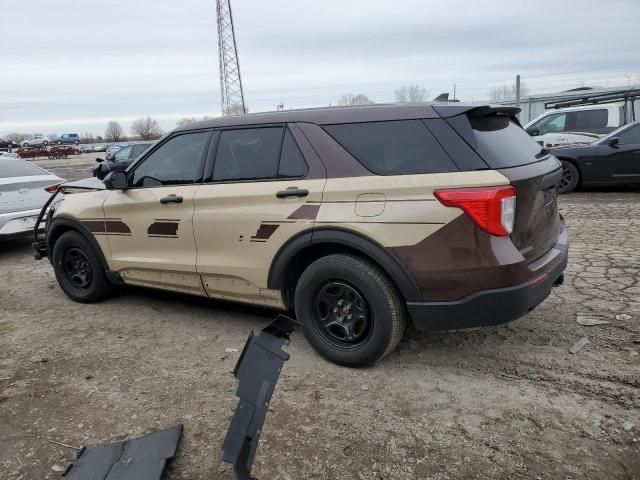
92 142 152 180
552 122 640 193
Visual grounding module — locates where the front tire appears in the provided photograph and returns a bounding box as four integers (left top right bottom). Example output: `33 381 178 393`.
52 231 113 303
294 254 406 367
559 160 579 193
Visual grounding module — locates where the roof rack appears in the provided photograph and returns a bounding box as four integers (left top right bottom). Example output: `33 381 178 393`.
545 88 640 109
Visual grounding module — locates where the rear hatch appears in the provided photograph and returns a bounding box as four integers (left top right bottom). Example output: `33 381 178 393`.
442 106 563 261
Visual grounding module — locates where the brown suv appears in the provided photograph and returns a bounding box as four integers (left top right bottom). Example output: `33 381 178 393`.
34 104 568 367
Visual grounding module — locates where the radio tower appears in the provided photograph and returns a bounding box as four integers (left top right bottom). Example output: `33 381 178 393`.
217 0 246 115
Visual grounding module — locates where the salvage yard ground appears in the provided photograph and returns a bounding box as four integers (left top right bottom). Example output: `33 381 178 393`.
1 156 639 479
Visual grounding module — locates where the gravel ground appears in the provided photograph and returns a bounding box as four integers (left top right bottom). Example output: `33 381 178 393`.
1 158 639 479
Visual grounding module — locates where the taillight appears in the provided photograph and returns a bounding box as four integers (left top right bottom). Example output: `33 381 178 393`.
434 185 516 237
44 183 62 193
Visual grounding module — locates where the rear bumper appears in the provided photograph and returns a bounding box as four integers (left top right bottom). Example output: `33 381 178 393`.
0 208 42 238
407 228 568 331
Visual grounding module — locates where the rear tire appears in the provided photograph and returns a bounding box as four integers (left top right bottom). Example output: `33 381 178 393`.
52 231 113 303
559 160 579 193
294 254 406 367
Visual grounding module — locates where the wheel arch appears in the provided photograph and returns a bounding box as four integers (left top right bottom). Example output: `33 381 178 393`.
268 227 422 309
47 216 122 285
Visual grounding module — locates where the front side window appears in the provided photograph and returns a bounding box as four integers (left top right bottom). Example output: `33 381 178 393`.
113 146 132 164
617 125 640 145
324 120 457 175
534 113 567 135
132 132 208 187
213 127 284 181
131 143 150 158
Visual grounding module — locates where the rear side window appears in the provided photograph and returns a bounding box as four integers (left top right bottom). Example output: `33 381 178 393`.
469 115 542 168
278 130 308 178
323 120 457 175
213 128 283 181
0 160 47 178
570 109 608 132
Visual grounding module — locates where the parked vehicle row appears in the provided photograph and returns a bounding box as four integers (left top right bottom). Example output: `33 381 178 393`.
16 145 81 159
34 103 568 367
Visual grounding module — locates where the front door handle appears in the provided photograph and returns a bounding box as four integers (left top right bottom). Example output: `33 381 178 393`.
160 194 183 204
276 188 308 199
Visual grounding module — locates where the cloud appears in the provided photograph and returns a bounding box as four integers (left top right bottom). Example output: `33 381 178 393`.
1 0 638 134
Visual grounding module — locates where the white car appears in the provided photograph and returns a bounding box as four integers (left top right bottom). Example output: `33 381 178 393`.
92 143 107 152
0 158 64 239
524 103 625 148
22 135 52 147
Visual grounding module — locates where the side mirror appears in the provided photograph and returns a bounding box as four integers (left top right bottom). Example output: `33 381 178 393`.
103 171 128 190
606 137 620 147
526 127 540 136
95 157 104 163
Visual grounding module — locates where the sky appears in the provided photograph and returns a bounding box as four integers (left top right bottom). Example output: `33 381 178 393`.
1 0 639 136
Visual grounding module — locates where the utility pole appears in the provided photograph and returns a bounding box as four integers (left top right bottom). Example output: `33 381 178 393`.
217 0 246 115
515 74 521 119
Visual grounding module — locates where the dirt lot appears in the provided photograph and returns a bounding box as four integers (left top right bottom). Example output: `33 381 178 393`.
1 158 639 479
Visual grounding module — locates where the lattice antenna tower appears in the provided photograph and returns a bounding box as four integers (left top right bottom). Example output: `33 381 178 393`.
217 0 246 115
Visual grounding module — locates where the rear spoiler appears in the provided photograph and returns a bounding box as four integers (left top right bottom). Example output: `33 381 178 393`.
432 104 521 120
434 105 523 150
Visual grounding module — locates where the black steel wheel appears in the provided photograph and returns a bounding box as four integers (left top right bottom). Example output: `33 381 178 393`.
313 281 372 349
52 230 114 303
62 247 93 290
558 160 579 194
295 254 406 367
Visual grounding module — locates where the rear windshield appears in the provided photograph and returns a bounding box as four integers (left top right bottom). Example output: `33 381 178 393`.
323 120 458 175
0 160 47 178
469 115 542 168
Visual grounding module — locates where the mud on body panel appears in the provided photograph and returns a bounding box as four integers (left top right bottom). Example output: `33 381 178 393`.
193 178 327 308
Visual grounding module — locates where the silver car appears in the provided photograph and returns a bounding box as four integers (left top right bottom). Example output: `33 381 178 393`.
0 158 64 239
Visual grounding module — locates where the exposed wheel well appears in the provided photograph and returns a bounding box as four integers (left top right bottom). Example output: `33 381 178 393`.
279 242 406 311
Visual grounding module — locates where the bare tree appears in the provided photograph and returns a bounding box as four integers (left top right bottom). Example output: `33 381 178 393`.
130 116 163 140
104 121 124 142
80 132 95 143
223 104 248 116
395 85 428 103
4 132 30 144
488 83 530 101
337 93 374 106
176 116 213 127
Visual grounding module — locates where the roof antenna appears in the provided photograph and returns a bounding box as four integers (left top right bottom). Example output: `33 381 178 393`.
433 93 449 102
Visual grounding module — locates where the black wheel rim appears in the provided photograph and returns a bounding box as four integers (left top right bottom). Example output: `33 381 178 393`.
559 164 573 190
313 281 372 349
62 247 92 290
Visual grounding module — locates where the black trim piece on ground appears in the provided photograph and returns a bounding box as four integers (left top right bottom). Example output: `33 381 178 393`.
62 425 183 480
222 315 301 480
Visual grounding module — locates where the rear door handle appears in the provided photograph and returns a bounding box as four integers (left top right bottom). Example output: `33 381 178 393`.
160 194 183 204
276 188 308 199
